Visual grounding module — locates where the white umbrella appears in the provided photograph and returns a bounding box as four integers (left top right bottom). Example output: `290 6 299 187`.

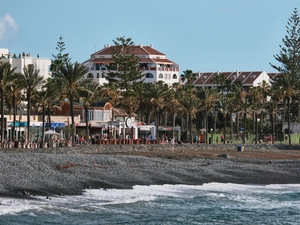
44 130 60 135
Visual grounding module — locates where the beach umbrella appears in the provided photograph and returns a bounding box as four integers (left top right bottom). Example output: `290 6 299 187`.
44 130 60 135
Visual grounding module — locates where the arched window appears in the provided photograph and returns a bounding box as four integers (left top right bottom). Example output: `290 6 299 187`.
87 73 94 78
158 73 163 79
173 74 177 79
145 73 154 78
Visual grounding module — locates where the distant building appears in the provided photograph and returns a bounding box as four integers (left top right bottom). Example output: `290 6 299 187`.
82 44 179 86
193 71 272 91
0 48 51 80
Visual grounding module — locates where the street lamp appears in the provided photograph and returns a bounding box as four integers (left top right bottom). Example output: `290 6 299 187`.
210 128 213 144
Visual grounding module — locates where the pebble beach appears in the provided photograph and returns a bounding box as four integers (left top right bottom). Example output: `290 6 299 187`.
0 143 300 198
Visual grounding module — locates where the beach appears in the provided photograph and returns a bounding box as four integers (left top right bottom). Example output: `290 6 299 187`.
0 143 300 198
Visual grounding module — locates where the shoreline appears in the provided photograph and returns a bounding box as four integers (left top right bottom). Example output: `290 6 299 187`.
0 143 300 199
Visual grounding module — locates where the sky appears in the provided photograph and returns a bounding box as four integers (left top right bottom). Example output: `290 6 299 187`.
0 0 299 74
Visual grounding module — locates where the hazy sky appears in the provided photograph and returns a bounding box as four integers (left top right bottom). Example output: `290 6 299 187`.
0 0 299 73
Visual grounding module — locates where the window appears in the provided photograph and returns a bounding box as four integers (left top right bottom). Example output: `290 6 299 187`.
145 73 154 78
94 110 103 121
159 73 163 78
87 73 94 78
173 74 177 79
83 110 94 121
97 73 99 78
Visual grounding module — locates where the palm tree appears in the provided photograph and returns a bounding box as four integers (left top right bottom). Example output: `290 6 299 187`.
197 87 218 144
5 73 24 142
77 82 101 141
145 81 171 142
236 90 252 144
52 62 89 145
0 62 17 146
265 88 284 144
20 65 45 141
272 73 299 144
216 95 230 144
100 83 121 121
179 95 201 144
180 69 197 85
248 86 264 144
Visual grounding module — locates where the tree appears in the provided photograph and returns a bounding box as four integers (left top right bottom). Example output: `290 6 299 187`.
0 62 17 146
105 36 144 91
50 36 71 72
52 62 90 145
197 87 218 144
180 70 197 85
145 81 171 142
20 65 45 141
78 82 101 141
179 95 201 144
270 8 300 144
216 95 230 144
5 73 23 142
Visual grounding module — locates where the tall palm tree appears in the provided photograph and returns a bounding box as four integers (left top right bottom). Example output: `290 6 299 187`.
236 90 252 144
197 87 218 144
179 95 201 144
52 62 89 145
216 95 229 144
100 83 121 121
78 82 101 141
265 87 284 144
5 73 24 141
180 69 197 85
272 73 299 144
0 62 17 146
248 86 264 144
20 65 45 141
146 81 171 142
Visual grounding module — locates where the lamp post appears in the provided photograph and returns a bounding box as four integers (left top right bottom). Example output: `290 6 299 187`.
210 128 213 144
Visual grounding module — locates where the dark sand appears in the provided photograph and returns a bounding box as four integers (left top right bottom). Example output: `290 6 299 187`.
0 143 299 198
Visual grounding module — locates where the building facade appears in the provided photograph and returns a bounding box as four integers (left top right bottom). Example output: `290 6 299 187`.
82 44 180 86
0 48 51 80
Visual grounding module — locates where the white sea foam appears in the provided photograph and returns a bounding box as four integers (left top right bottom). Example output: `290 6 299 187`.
0 183 300 216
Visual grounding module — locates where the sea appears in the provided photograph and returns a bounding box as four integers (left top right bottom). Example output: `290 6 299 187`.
0 183 300 225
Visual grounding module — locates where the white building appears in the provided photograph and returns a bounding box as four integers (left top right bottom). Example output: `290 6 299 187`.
82 44 179 86
0 48 51 80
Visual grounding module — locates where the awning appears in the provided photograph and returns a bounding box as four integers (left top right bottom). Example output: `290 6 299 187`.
45 122 65 129
10 122 28 127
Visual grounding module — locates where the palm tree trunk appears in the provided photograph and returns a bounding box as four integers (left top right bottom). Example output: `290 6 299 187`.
189 113 192 144
243 112 246 144
255 113 258 144
223 114 226 144
1 91 4 147
70 93 75 145
271 113 275 144
85 106 89 142
41 106 45 148
205 110 209 144
230 111 233 140
12 96 16 141
287 99 291 145
27 94 31 142
156 106 159 143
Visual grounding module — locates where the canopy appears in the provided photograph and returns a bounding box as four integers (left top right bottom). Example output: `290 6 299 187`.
44 130 60 135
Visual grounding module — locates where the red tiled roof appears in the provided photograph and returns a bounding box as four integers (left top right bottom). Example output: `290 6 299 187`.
194 71 266 86
94 45 165 56
91 58 114 64
151 58 174 64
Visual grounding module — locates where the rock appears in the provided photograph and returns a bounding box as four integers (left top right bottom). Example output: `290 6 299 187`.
219 154 229 158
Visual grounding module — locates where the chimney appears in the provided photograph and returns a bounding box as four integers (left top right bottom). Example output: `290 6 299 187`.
150 44 153 48
236 70 239 76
